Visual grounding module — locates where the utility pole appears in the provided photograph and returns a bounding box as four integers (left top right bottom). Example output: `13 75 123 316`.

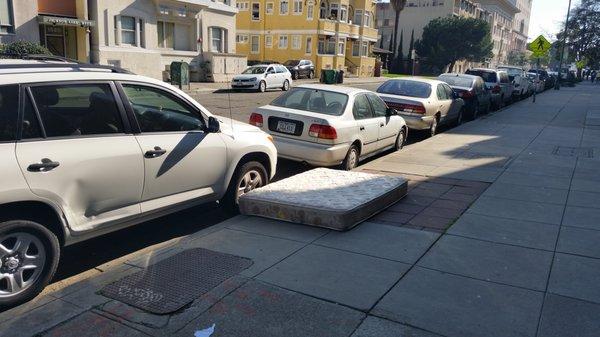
556 0 573 90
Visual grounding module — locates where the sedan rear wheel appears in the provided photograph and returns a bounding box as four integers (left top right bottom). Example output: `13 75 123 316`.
428 116 439 138
395 128 406 151
342 145 360 171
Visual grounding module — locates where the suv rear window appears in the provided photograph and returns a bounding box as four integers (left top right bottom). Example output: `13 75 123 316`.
0 85 19 142
271 87 348 116
465 70 497 83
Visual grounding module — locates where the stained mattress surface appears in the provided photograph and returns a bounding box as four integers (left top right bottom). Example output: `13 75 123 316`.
239 168 408 230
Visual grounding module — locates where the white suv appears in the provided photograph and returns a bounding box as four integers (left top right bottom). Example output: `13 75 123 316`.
0 59 277 307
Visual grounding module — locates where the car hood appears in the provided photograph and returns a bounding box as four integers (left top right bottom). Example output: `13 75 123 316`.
232 74 261 80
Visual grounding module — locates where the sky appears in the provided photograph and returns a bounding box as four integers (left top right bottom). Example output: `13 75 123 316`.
528 0 580 41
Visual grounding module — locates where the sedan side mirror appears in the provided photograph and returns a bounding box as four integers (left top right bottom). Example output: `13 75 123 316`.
206 116 220 133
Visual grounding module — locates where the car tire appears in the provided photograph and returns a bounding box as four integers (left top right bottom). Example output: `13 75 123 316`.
222 161 269 212
292 71 298 80
0 220 60 310
472 101 480 120
258 81 267 93
282 79 290 91
428 115 439 138
341 145 360 171
395 128 406 151
308 70 314 79
455 108 464 126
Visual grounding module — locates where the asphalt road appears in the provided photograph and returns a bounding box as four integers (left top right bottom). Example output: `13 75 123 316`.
52 80 391 282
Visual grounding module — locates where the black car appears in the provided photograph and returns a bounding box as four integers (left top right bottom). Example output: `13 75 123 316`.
283 59 315 80
528 69 555 90
438 73 492 119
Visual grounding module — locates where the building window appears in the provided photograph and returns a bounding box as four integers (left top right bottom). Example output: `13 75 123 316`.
353 9 362 25
236 34 249 43
280 0 289 14
340 5 347 22
364 11 370 27
0 0 14 34
293 0 302 14
157 21 174 48
352 41 359 56
266 2 274 14
236 2 249 10
120 16 136 45
318 37 335 54
252 3 260 20
305 36 312 54
361 41 368 56
278 35 288 49
329 3 339 20
251 35 259 53
292 35 301 49
337 38 345 55
265 35 273 47
319 1 327 19
159 5 170 15
211 27 226 52
307 3 314 20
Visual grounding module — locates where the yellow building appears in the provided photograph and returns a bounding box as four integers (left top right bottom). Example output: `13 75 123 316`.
235 0 378 77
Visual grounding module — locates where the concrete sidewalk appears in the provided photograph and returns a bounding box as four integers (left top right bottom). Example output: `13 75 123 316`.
1 83 599 337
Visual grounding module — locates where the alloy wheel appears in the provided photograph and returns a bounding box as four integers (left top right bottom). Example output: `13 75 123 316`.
0 232 46 298
237 169 263 199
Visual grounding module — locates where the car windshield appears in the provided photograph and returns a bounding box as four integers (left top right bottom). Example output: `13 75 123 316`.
466 70 498 83
270 87 348 116
242 66 267 74
283 60 300 66
498 68 522 77
438 76 474 88
376 80 432 98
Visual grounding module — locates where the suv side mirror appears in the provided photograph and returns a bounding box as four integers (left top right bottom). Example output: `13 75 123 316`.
386 107 396 116
206 116 220 133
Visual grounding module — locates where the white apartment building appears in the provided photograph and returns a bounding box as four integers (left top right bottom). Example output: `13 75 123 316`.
510 0 532 54
376 0 493 73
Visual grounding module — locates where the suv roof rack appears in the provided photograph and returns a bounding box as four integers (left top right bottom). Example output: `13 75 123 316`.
0 53 132 74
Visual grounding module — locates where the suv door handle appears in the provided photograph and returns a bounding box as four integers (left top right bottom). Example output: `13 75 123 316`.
28 158 60 172
359 126 365 131
144 147 167 158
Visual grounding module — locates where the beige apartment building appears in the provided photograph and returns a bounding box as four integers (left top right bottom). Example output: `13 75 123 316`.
476 0 520 67
376 0 493 73
510 0 532 54
0 0 245 81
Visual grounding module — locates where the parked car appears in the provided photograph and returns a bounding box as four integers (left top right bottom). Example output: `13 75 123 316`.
231 64 293 92
283 60 315 80
376 78 465 137
438 73 492 119
0 59 277 308
497 65 529 99
249 84 408 170
526 73 545 93
465 68 513 109
528 69 554 90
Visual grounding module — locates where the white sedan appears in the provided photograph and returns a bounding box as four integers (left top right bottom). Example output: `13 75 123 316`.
231 64 293 92
249 84 408 170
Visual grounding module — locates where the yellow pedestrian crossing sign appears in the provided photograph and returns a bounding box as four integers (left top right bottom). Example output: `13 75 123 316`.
529 35 552 57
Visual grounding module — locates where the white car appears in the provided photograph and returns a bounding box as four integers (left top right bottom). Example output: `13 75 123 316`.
231 64 293 93
249 84 408 170
497 65 529 99
0 58 277 307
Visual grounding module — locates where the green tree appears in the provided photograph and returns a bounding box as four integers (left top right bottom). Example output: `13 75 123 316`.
507 50 527 66
408 29 415 74
415 16 493 73
560 0 600 68
389 0 407 61
392 30 404 73
0 41 51 57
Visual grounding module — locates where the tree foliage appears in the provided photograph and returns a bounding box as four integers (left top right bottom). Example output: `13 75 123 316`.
415 16 493 72
0 41 51 56
507 50 527 66
560 0 600 68
390 0 407 61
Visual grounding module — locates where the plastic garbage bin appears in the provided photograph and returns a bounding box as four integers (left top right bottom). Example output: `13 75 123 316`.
337 70 344 84
322 69 337 84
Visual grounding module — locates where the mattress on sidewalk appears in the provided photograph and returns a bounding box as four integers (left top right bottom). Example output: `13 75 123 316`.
239 168 408 231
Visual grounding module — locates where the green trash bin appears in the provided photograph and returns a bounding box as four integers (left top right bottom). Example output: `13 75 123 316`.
322 69 337 84
170 61 190 89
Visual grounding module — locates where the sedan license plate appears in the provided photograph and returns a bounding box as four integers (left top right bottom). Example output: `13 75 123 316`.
276 121 296 134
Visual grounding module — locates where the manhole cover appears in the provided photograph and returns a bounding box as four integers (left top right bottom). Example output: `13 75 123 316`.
100 248 252 314
552 146 594 159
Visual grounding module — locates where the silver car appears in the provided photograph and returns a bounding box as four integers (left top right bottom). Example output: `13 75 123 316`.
376 78 465 137
250 84 408 170
466 68 514 109
0 59 277 308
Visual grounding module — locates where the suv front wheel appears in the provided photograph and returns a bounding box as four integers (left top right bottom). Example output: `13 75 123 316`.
0 220 59 309
223 161 269 211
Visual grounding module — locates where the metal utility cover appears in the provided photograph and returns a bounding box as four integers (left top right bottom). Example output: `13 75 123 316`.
100 248 253 314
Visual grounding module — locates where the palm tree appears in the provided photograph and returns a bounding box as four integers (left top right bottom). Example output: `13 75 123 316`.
390 0 407 58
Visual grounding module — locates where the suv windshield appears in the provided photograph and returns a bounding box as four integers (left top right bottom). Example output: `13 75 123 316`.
283 60 300 66
466 70 498 83
376 80 432 98
242 66 267 74
498 67 522 77
438 76 474 88
270 87 348 116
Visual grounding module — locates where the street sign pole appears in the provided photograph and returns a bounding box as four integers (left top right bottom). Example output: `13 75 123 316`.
556 0 573 90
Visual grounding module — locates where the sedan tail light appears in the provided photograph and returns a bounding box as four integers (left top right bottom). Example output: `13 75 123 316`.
249 113 263 127
309 124 337 139
459 90 475 99
491 85 501 94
